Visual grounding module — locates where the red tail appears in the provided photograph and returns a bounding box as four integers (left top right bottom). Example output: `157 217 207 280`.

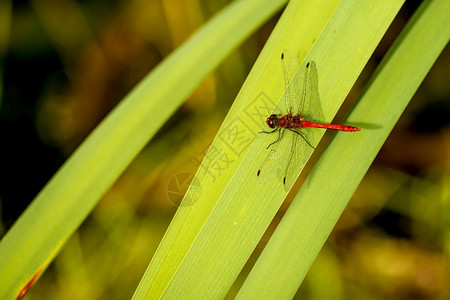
301 120 360 132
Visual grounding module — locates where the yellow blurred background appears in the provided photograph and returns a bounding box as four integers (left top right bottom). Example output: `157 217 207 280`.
0 0 448 299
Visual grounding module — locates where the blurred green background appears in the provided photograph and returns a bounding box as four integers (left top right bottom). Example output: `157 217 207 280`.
0 0 448 299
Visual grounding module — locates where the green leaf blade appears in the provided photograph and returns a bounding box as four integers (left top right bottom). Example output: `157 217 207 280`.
237 0 450 298
0 0 288 297
134 0 408 299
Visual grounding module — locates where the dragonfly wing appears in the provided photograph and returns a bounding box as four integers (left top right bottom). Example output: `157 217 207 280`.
301 61 324 122
283 127 316 191
281 49 302 114
283 130 301 191
257 129 291 184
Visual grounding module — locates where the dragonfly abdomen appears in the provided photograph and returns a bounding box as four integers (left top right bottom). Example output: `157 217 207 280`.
301 120 360 132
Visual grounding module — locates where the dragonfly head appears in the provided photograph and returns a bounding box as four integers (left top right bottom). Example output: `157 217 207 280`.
266 114 280 129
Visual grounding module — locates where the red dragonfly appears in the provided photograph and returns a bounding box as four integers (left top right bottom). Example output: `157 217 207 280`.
257 50 360 190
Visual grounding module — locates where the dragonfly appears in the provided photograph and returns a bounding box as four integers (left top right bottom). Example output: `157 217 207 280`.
257 50 360 191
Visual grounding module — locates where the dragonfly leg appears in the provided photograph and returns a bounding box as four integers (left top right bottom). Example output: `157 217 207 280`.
288 129 315 149
259 128 278 134
266 129 281 149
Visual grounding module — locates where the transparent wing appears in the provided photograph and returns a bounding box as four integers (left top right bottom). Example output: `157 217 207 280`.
283 128 316 191
282 60 324 190
300 61 324 122
259 52 325 189
257 129 292 184
281 49 302 114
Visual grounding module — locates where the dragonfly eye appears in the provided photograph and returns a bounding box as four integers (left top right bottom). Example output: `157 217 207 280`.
266 114 278 128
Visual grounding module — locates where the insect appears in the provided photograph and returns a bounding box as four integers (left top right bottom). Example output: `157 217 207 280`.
257 50 360 190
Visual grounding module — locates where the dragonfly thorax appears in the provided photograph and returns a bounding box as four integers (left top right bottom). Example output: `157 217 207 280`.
274 113 304 129
266 113 304 129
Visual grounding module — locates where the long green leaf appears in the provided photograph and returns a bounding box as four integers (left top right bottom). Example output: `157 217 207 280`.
133 0 405 298
0 0 287 297
237 0 450 298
